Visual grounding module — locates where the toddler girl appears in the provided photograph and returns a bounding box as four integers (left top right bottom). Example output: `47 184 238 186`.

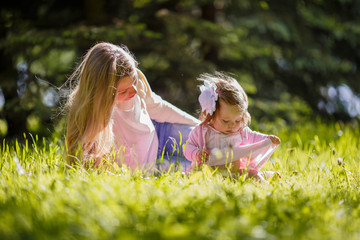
184 72 280 179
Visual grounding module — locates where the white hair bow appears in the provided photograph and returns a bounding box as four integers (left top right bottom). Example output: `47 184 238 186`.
198 81 218 116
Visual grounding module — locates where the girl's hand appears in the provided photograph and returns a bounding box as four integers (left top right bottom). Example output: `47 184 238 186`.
196 149 210 165
214 160 240 172
268 135 281 145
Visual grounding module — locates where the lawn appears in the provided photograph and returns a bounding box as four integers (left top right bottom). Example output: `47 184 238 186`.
0 121 359 240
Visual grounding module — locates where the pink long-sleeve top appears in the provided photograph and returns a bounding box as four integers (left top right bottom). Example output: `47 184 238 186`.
112 70 200 171
184 124 278 172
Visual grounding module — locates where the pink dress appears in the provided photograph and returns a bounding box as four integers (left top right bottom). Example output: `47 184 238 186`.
184 124 278 173
112 70 200 171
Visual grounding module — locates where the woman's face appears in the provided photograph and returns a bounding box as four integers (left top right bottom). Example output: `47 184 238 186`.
210 99 243 134
116 75 138 102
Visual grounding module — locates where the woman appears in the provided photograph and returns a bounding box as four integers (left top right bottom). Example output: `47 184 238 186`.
65 42 199 171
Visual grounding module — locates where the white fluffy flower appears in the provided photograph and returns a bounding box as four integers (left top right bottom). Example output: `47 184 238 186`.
198 81 218 116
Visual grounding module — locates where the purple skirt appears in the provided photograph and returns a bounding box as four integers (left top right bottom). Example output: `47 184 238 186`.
152 120 194 171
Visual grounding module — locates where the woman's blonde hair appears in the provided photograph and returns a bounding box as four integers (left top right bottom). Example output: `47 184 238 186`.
65 42 138 165
199 72 251 129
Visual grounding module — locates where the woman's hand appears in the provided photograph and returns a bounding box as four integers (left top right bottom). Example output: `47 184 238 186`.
268 135 281 145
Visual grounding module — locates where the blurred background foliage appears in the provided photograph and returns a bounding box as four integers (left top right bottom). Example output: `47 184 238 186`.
1 0 360 139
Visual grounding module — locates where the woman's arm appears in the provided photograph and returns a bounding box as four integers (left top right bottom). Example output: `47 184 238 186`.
137 70 200 126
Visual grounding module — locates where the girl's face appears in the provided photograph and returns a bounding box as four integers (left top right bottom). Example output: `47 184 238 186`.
116 75 138 102
211 99 243 134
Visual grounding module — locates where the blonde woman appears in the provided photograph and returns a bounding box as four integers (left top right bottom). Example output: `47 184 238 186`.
65 42 199 171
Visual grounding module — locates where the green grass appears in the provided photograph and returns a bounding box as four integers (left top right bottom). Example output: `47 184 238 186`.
1 121 359 240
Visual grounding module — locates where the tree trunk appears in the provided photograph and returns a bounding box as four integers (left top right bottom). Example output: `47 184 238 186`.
0 50 29 139
201 3 218 63
84 0 106 24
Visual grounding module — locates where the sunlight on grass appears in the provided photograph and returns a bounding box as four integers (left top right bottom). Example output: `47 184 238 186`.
0 121 359 239
0 119 7 137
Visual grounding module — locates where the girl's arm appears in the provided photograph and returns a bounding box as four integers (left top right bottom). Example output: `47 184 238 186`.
243 127 269 143
243 127 280 145
184 126 201 162
137 70 200 126
184 126 209 164
208 138 274 166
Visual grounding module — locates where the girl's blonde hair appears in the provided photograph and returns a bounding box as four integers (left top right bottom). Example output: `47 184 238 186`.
65 42 138 165
199 72 251 129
